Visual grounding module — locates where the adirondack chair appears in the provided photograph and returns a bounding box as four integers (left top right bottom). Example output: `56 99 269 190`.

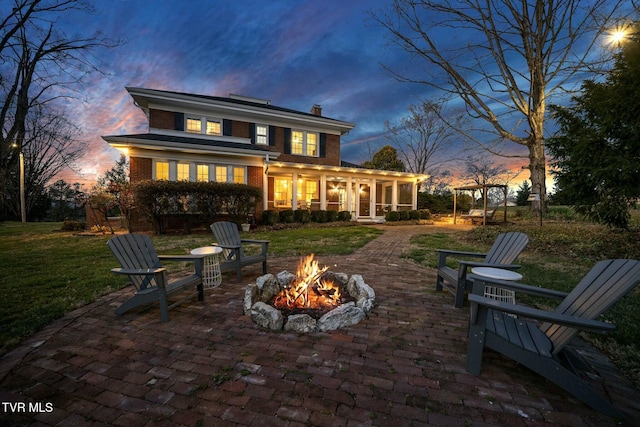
435 232 529 308
210 221 269 282
107 233 205 322
466 259 640 417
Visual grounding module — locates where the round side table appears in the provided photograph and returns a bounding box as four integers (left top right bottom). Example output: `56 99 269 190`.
471 267 522 304
191 246 223 289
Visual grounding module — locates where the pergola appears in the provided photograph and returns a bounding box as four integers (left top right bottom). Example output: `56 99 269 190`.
453 183 508 225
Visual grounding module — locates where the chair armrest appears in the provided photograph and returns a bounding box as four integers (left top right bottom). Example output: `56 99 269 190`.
158 254 206 262
241 239 269 244
212 243 241 250
435 249 487 258
111 267 166 275
458 260 521 270
468 294 615 333
468 274 569 299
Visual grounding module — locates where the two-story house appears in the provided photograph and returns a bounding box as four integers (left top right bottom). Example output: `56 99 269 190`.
102 87 428 224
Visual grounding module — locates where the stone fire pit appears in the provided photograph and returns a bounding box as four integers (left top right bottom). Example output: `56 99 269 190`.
244 270 375 333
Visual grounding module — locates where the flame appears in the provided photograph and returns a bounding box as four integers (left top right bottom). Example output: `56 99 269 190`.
272 254 342 310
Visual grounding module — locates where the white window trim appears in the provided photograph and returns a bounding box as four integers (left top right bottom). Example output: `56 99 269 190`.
185 115 222 136
292 130 319 157
256 124 269 145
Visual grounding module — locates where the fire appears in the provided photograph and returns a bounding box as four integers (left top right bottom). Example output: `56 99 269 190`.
272 254 342 311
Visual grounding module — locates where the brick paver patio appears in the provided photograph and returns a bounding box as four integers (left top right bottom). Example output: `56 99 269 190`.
1 224 639 426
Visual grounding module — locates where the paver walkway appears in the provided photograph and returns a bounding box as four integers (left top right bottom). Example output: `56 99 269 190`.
1 224 639 426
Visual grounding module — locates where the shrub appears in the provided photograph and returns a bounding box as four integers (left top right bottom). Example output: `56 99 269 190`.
261 210 279 226
132 180 261 234
399 210 410 221
419 209 431 219
311 210 327 223
386 211 400 221
326 210 338 222
279 209 295 223
61 220 84 231
294 209 311 223
408 210 421 220
338 211 352 221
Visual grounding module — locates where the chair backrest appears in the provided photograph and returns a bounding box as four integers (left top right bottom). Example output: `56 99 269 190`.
210 221 243 260
107 233 162 291
542 259 640 354
484 232 530 265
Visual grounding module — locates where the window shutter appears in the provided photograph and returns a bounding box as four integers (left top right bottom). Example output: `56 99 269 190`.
319 133 327 158
174 112 184 131
284 128 291 154
269 126 275 146
223 119 232 136
249 123 256 144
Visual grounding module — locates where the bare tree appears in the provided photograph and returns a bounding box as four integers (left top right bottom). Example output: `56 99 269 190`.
0 0 120 220
5 105 84 218
384 101 464 177
373 0 629 214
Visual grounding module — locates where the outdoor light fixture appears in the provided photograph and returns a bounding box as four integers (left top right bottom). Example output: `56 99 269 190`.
11 142 26 223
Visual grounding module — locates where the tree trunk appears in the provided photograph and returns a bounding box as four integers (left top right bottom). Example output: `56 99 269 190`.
528 138 547 215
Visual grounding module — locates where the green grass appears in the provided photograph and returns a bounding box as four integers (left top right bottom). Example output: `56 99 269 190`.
405 218 640 389
0 222 382 356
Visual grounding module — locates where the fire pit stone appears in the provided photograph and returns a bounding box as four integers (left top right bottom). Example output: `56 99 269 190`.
244 265 375 333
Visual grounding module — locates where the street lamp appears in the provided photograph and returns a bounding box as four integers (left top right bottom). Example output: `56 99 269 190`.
11 142 26 223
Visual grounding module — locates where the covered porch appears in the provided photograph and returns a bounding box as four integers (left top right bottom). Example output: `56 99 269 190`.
263 161 429 222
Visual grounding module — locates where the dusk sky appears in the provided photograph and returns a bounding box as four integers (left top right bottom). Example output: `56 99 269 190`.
8 0 625 190
27 0 497 189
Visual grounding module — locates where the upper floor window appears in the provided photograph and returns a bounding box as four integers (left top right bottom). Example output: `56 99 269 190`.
186 116 221 136
291 130 318 156
256 124 268 145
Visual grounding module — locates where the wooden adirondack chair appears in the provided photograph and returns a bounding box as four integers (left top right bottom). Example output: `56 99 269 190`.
466 259 640 417
435 232 529 308
107 233 205 322
210 221 269 282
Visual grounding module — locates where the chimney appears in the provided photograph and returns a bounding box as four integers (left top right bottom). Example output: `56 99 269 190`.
311 104 322 116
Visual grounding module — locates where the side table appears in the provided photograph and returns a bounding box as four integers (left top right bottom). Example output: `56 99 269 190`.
471 266 522 304
191 246 222 289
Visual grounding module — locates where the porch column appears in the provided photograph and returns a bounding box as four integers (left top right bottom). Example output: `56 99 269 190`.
292 172 298 209
346 176 353 219
370 178 376 217
320 174 327 210
392 179 398 211
412 180 418 209
262 162 268 211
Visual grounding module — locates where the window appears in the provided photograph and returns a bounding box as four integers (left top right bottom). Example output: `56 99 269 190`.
274 178 291 207
177 163 190 181
196 164 209 182
292 131 304 155
291 130 319 157
186 117 201 134
206 119 221 135
155 161 169 180
186 116 221 135
215 165 227 182
256 124 268 145
233 167 245 183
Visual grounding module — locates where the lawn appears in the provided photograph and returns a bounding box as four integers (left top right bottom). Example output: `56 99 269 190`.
405 215 640 389
0 222 382 356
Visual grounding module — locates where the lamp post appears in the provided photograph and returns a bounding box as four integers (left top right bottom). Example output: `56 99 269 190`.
11 142 26 223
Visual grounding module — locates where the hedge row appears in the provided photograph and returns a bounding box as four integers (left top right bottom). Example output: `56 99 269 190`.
262 209 351 226
385 209 431 221
132 180 261 234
